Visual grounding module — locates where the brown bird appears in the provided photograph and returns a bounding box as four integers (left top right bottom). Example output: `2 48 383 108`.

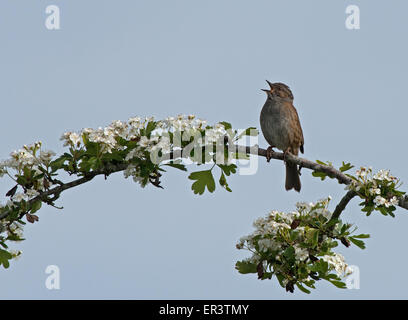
259 81 304 191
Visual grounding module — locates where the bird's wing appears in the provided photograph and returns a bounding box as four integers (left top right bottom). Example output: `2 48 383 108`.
285 101 304 154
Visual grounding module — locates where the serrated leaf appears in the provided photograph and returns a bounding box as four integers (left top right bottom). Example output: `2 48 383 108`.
235 260 257 274
339 162 354 172
188 170 216 195
219 172 232 192
218 164 237 176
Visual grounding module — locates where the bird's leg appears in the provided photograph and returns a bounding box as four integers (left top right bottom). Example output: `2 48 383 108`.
298 165 303 176
266 146 275 163
283 148 291 163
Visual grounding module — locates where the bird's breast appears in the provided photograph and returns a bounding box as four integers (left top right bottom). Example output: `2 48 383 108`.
260 101 292 151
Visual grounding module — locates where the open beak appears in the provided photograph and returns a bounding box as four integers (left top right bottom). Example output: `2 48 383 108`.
266 80 274 88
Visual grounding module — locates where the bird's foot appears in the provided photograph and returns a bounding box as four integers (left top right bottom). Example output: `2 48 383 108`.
283 148 290 163
266 146 275 163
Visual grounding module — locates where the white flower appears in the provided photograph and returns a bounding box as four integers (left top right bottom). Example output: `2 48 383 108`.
39 150 56 163
10 250 22 260
390 196 399 206
374 195 386 206
108 120 128 138
61 132 81 147
369 187 381 196
26 189 39 198
294 245 309 261
68 133 80 145
12 192 28 202
151 136 171 154
322 253 350 277
125 148 143 161
10 149 36 166
139 136 150 148
356 167 368 178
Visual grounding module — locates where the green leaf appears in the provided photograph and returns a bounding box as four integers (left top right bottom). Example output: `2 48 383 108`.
361 205 374 216
339 162 354 172
164 163 187 171
316 160 328 165
218 164 237 176
306 228 319 248
0 249 13 269
311 260 329 274
30 200 42 214
49 153 72 172
296 283 311 294
283 246 295 265
188 170 216 195
328 279 347 289
219 172 232 192
145 121 157 138
235 260 257 274
219 121 232 130
312 171 327 181
352 234 370 239
348 237 366 249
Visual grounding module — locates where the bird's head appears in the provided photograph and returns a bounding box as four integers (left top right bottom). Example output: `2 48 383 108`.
262 81 294 100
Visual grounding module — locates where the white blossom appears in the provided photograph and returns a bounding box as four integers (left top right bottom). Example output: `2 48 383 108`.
294 245 309 261
374 196 386 206
322 253 352 277
12 192 28 202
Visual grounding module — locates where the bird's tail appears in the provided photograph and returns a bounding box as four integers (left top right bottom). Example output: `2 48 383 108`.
285 162 301 192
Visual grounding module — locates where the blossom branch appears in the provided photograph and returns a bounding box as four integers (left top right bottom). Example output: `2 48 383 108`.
232 145 408 212
2 144 406 224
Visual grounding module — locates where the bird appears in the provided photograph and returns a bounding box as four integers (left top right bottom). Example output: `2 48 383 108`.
259 81 304 192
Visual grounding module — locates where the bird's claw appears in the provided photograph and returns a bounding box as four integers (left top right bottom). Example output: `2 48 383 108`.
266 146 275 163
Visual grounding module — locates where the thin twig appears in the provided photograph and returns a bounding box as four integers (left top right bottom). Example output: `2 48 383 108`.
329 190 358 222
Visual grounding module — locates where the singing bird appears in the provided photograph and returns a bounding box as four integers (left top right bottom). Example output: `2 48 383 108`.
259 81 304 192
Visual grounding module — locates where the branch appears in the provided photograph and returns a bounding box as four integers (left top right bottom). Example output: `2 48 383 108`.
1 144 407 223
233 145 352 185
232 145 408 211
330 190 358 222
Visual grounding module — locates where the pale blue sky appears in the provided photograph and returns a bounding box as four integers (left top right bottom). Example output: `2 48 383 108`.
0 0 407 299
